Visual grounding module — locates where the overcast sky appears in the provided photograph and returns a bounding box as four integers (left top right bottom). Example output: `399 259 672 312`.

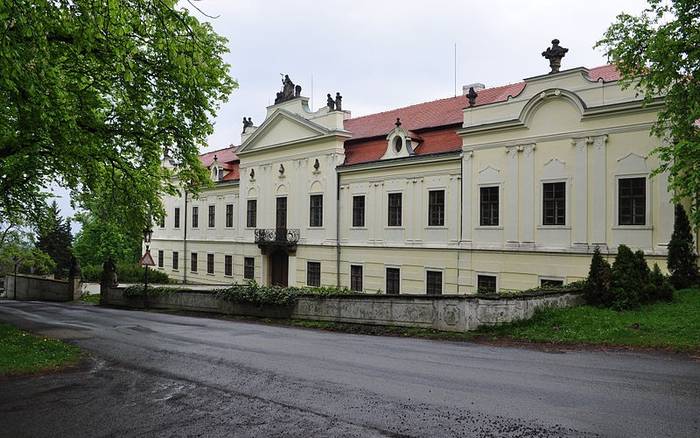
184 0 649 153
58 0 650 229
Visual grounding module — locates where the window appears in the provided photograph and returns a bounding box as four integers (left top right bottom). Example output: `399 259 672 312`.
352 195 365 227
174 207 181 228
191 206 199 228
307 262 321 287
477 275 497 293
208 205 216 228
543 182 566 226
191 252 198 273
393 136 403 152
157 250 164 268
244 257 255 279
350 265 363 292
172 251 179 270
618 177 646 225
207 253 214 274
224 255 233 277
310 194 323 227
225 204 234 228
386 268 400 295
158 217 165 228
480 187 499 226
276 197 287 229
428 190 445 226
388 193 402 227
246 200 257 228
541 278 564 288
426 270 443 295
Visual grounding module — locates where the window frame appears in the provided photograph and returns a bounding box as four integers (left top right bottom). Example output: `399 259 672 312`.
243 257 255 280
425 269 443 295
172 251 179 271
246 199 257 228
309 194 323 228
350 264 364 292
174 207 181 229
387 192 403 227
427 189 446 227
206 253 215 275
539 277 565 288
157 250 164 268
479 185 500 227
225 203 234 228
224 255 233 277
190 252 198 273
476 273 498 294
208 205 216 228
385 266 401 295
306 261 321 287
191 206 199 229
541 180 567 227
616 175 649 227
352 195 365 228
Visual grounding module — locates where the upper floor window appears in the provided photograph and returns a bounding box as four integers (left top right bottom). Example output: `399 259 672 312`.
191 206 199 229
174 207 181 229
310 195 323 227
246 200 257 228
428 190 445 226
352 195 365 227
426 270 442 295
207 253 214 274
208 205 216 228
618 177 646 225
479 186 499 226
244 257 255 280
543 182 566 226
388 193 402 227
386 267 400 295
225 204 234 228
350 265 363 292
307 261 321 287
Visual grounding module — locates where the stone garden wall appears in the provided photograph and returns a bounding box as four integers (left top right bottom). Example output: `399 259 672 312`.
4 274 81 302
102 286 582 332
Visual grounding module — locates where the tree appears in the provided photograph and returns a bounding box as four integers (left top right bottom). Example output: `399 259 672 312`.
35 201 73 278
0 1 235 233
73 212 142 268
584 246 613 306
0 228 55 276
596 0 700 228
667 204 699 288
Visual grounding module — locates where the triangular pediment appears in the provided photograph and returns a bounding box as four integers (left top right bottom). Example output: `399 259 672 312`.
238 110 330 153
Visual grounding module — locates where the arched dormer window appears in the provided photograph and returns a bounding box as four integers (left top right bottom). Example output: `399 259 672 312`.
381 118 416 160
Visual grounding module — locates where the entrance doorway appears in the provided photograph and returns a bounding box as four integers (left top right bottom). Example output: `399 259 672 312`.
269 250 289 287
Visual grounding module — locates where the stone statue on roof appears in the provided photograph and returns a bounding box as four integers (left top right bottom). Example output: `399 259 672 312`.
542 39 569 74
466 87 478 107
242 117 254 133
335 92 342 111
326 93 335 111
275 74 299 104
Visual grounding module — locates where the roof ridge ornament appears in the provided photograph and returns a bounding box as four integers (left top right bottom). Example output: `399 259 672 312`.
395 118 401 127
541 39 569 74
274 74 301 104
466 87 478 107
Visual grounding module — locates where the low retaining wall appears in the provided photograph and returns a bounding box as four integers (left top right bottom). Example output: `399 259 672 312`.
102 287 582 332
4 274 81 302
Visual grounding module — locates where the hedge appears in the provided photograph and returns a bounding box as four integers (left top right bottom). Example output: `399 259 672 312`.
81 263 171 284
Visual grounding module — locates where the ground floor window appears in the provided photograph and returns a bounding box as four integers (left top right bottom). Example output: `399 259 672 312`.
157 250 163 268
207 253 214 274
224 255 233 277
350 265 363 292
244 257 254 280
191 252 198 273
426 270 442 295
172 251 179 270
540 278 564 288
477 274 497 293
307 261 321 287
386 268 400 295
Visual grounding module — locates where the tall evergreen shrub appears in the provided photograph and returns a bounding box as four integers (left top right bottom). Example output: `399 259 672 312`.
667 204 699 289
584 246 612 306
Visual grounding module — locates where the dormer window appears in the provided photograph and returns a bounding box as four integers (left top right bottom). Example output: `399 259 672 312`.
211 165 224 181
393 136 403 153
381 118 417 160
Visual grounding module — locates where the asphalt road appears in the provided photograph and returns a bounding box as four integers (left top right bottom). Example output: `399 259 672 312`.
0 301 698 437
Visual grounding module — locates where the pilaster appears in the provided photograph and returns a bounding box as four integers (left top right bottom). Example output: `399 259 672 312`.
505 146 519 245
590 134 608 246
572 137 591 247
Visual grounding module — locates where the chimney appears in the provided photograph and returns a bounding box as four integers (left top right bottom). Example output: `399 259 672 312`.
462 83 485 95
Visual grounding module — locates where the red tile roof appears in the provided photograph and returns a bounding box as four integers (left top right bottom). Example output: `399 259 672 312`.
199 145 240 181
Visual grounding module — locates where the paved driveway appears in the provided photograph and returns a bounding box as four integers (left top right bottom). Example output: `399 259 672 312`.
0 301 698 437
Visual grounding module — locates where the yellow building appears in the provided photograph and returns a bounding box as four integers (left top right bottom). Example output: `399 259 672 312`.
151 52 678 295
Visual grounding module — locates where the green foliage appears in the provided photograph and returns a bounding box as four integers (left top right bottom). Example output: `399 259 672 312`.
584 247 613 306
596 0 700 227
80 263 170 284
667 204 699 289
0 229 55 275
123 285 182 297
650 263 674 302
73 211 141 267
0 322 81 375
605 245 674 310
215 281 355 306
35 201 73 278
0 0 236 234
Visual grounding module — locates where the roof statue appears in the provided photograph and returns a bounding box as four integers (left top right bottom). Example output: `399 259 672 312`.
541 39 569 74
274 74 301 104
335 92 342 111
327 93 335 111
466 87 478 107
242 117 254 133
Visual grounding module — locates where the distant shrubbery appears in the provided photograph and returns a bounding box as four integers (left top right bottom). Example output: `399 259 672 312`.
81 263 171 284
585 245 673 310
215 281 354 306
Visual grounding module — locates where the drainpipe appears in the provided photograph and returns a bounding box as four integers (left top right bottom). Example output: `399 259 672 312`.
183 190 188 285
336 172 341 288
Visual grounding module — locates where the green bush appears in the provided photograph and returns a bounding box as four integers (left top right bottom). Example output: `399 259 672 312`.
650 263 674 302
584 246 613 306
215 281 355 306
611 245 645 310
667 204 699 289
123 285 183 297
81 262 170 284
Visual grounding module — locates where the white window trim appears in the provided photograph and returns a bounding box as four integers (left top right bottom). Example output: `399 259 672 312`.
206 252 215 276
425 268 444 295
207 204 216 229
173 207 181 229
386 191 404 228
191 205 199 229
349 263 365 293
477 183 502 229
190 252 198 274
475 272 499 293
350 193 367 229
171 251 179 272
245 198 257 230
384 265 402 295
308 193 324 229
613 173 652 229
539 178 570 228
306 260 321 287
426 187 447 229
224 203 235 229
224 254 233 277
539 276 566 287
